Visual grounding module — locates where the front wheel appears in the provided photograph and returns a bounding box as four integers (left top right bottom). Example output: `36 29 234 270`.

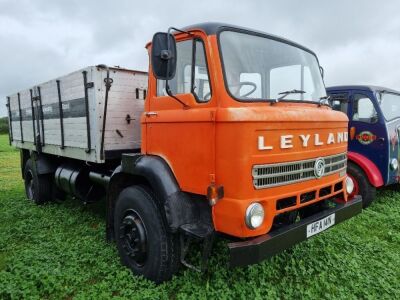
347 162 376 208
114 185 180 283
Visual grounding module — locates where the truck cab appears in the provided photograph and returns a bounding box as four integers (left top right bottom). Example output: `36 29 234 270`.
136 23 362 271
327 85 400 207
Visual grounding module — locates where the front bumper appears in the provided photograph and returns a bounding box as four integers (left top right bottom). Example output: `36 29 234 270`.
228 195 362 268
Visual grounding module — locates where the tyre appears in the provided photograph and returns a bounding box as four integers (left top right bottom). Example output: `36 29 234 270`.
23 159 53 205
347 162 376 208
114 185 180 283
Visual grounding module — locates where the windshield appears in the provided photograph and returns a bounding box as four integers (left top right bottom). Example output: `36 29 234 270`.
379 92 400 121
219 30 326 102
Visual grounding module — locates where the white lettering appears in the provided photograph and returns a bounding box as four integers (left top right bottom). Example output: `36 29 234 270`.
314 134 323 146
281 135 293 149
258 136 273 150
299 134 311 147
337 132 344 143
259 132 347 151
327 133 335 144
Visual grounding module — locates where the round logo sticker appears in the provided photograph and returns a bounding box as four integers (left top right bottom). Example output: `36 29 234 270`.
314 158 325 178
356 131 376 145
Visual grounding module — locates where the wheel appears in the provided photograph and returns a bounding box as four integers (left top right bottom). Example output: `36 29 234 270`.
347 162 376 208
23 159 53 205
114 185 180 283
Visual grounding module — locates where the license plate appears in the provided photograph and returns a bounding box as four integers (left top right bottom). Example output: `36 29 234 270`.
306 213 335 238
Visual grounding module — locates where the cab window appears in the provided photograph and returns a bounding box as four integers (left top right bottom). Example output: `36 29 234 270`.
157 39 211 102
239 73 261 98
352 94 378 123
269 65 317 100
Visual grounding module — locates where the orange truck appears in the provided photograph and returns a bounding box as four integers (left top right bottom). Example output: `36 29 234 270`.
6 22 362 282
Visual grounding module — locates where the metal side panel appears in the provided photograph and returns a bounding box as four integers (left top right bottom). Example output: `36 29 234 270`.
7 65 148 163
96 67 147 154
7 66 98 162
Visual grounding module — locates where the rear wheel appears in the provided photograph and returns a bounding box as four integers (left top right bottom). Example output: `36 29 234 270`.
347 162 376 208
114 185 180 283
23 159 53 205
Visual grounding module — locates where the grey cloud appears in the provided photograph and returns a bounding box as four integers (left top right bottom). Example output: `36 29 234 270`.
1 0 400 116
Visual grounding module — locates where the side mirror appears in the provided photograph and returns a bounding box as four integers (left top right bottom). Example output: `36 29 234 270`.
319 66 325 79
151 32 177 80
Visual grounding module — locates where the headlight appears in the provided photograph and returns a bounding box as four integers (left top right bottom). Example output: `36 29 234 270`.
245 203 264 229
390 158 398 171
346 176 354 195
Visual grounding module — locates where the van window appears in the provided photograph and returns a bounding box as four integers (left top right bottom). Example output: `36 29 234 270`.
352 94 378 123
379 92 400 121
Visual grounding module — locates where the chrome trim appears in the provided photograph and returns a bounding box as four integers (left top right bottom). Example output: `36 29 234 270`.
253 152 347 189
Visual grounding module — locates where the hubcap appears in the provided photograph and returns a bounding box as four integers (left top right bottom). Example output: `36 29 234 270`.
118 210 147 266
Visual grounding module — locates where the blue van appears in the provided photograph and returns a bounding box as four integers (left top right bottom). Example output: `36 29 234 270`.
327 85 400 207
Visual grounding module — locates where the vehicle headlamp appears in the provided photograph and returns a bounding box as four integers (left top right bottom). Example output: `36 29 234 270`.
245 203 264 229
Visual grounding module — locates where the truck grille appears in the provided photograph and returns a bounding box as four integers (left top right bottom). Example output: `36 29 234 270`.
252 153 347 189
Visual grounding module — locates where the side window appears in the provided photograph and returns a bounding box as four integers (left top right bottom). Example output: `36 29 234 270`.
352 94 378 123
193 41 211 102
157 40 192 96
157 39 211 102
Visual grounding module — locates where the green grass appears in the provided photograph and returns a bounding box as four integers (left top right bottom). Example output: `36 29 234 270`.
0 133 399 299
0 117 8 134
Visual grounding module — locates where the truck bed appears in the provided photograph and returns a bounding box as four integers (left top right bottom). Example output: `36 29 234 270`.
6 65 148 163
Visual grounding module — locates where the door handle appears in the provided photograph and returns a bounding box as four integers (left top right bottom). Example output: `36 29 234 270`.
145 112 158 117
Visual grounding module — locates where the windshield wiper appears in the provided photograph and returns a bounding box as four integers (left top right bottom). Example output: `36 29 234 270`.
318 95 331 107
277 89 306 101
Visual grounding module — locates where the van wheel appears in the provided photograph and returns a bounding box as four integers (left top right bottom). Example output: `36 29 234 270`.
347 162 376 208
114 185 180 283
23 159 53 205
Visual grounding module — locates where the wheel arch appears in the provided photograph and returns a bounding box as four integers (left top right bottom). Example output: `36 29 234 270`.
22 151 59 177
106 154 201 241
348 151 384 187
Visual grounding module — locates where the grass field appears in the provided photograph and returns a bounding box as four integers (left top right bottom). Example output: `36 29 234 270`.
0 134 400 299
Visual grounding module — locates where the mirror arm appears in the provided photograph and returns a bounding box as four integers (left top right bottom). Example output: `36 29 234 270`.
165 84 190 109
168 27 194 36
163 27 191 109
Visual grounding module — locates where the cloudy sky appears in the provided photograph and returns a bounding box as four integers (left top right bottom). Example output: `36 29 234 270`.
1 0 400 116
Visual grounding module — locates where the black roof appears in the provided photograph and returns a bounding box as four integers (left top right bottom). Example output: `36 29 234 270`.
327 85 400 94
181 22 317 57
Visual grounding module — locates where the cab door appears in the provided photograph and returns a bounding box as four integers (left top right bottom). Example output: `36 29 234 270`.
348 90 387 182
146 38 216 195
